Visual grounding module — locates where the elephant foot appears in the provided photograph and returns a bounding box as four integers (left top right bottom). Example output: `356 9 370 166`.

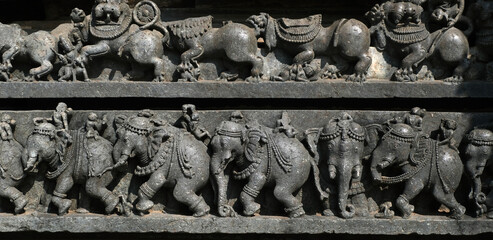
13 195 28 214
136 199 154 213
286 205 305 218
449 205 466 220
323 209 335 217
243 202 261 216
396 195 414 219
103 193 120 214
52 196 72 216
394 67 417 82
190 198 210 217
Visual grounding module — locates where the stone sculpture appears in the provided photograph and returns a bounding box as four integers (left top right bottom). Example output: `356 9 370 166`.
0 22 57 81
370 112 465 219
71 0 169 82
366 0 469 82
24 106 120 215
112 110 210 216
464 127 493 218
210 112 325 218
303 113 378 218
0 114 28 214
247 13 371 82
467 0 493 80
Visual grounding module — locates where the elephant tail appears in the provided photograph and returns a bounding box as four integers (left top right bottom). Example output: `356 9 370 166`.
310 158 329 200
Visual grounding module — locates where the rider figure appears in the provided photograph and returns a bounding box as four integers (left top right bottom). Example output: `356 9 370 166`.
0 114 15 142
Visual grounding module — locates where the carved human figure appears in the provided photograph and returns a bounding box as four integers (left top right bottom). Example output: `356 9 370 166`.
370 116 465 219
303 113 378 218
464 127 493 218
179 104 211 143
247 13 372 82
24 111 120 215
210 112 325 218
0 114 28 214
112 110 210 216
0 22 57 81
366 0 469 82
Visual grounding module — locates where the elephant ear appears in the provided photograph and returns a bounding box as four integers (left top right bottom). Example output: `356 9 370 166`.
263 13 278 51
302 128 321 164
363 124 385 160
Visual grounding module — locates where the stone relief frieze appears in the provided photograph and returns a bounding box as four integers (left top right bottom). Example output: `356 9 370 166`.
0 0 491 82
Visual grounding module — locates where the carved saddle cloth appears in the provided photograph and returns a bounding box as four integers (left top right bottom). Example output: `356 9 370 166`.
383 23 430 44
46 130 81 180
167 16 213 40
135 133 194 179
275 14 322 43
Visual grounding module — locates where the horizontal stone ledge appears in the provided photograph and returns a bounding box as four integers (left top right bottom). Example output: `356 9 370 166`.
0 80 492 99
0 213 492 235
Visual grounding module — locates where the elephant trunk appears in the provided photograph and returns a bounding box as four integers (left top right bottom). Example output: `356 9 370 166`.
337 163 356 219
23 148 39 172
211 152 235 217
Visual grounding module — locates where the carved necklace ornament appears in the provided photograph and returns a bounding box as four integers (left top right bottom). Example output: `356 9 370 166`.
383 24 430 44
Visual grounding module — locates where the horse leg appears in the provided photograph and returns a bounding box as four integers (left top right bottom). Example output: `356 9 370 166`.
432 185 465 219
85 171 119 214
396 176 425 218
0 181 27 214
52 173 75 215
136 168 166 213
178 40 203 82
273 182 305 218
29 59 53 80
172 179 210 217
240 172 266 216
2 45 20 71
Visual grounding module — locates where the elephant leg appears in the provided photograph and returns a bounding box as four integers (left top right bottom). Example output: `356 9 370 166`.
396 177 424 219
51 174 75 215
432 186 465 219
273 183 305 218
240 172 266 216
0 185 27 214
136 169 166 213
85 171 119 214
172 180 210 217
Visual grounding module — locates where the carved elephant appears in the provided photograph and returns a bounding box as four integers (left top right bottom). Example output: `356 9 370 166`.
0 22 57 81
112 112 210 216
366 0 469 82
464 128 493 218
163 16 263 82
210 120 325 218
24 120 119 215
370 122 465 219
73 0 169 82
246 13 371 82
303 113 378 218
0 118 28 214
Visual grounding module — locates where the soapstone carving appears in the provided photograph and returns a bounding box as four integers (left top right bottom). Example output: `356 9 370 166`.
247 13 371 82
179 104 211 144
303 113 378 219
464 127 493 218
0 114 28 214
112 110 210 216
467 0 493 80
24 105 120 215
0 22 57 81
370 109 465 219
366 0 469 82
210 112 326 218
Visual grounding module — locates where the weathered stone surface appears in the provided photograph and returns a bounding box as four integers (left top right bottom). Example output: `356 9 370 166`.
0 213 491 235
0 81 492 99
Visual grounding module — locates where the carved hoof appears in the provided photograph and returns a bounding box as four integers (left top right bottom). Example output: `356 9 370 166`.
443 75 464 83
136 199 154 213
288 207 305 218
243 202 261 216
449 205 466 220
13 195 28 214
